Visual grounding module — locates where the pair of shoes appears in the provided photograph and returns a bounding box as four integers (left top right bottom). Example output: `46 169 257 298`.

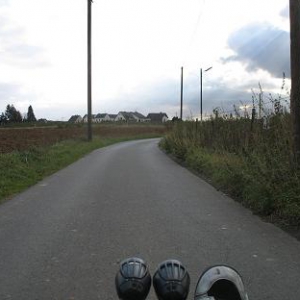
115 257 248 300
115 257 190 300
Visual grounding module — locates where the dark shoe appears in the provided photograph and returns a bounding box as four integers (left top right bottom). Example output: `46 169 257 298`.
153 259 190 300
115 257 151 300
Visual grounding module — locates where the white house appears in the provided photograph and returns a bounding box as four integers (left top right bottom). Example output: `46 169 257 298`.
68 115 82 123
71 111 168 123
94 113 107 123
82 114 96 123
105 114 117 121
115 111 149 122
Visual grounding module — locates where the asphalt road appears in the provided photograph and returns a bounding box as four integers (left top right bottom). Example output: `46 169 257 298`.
0 138 300 300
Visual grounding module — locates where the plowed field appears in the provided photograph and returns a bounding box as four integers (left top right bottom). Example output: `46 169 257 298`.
0 124 167 153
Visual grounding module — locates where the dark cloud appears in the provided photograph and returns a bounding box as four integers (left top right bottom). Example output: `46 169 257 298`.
182 80 253 117
96 76 258 119
224 23 290 78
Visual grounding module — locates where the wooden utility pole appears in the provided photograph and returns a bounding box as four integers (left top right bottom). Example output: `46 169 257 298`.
87 0 93 141
200 68 203 121
180 67 183 120
290 0 300 164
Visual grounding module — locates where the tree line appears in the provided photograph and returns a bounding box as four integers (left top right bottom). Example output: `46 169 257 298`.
0 104 36 125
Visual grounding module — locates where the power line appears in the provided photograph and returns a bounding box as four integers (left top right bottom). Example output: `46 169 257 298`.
181 0 206 65
187 0 206 50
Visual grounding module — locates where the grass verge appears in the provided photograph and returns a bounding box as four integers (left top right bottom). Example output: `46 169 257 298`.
0 134 161 204
160 124 300 238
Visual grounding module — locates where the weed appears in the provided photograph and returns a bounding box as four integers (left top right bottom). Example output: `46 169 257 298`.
160 112 300 227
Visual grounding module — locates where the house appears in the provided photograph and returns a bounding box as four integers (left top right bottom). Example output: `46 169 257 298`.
82 114 96 123
115 111 148 122
96 113 118 122
94 113 107 123
68 115 82 123
115 111 134 122
70 111 168 123
147 113 169 123
106 114 117 121
131 112 149 122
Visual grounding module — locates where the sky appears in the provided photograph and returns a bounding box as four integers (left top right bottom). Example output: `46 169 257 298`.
0 0 290 120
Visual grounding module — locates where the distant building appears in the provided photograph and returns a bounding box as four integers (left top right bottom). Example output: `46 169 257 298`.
107 114 117 121
69 111 169 123
95 113 107 123
37 118 48 124
147 113 168 123
115 111 149 122
68 115 82 123
82 114 96 123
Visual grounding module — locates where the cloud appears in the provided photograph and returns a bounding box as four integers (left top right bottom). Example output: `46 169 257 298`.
0 0 9 7
92 75 257 119
0 16 48 68
92 78 178 116
223 23 290 78
0 81 22 112
280 5 289 19
0 82 20 98
182 81 252 118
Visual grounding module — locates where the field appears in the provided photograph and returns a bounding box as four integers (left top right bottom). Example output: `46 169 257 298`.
0 123 169 203
0 123 168 153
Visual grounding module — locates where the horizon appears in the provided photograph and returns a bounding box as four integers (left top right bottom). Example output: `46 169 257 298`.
0 0 290 121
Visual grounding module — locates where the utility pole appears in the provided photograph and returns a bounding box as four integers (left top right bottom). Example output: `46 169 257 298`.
290 0 300 165
258 82 263 119
180 66 183 120
200 68 203 121
87 0 93 141
200 67 212 122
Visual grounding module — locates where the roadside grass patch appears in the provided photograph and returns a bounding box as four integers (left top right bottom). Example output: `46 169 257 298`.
160 119 300 228
0 126 166 204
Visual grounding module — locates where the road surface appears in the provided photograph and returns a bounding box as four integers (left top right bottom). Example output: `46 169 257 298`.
0 139 300 300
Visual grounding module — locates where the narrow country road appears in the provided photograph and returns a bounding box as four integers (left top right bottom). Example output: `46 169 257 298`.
0 139 300 300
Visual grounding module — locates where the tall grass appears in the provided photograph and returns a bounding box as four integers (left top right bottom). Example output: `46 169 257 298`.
160 113 300 227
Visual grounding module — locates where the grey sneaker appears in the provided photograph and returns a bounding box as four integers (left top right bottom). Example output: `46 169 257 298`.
194 265 249 300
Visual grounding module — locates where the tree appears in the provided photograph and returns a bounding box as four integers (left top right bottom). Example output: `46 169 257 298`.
0 112 7 125
26 105 36 122
290 0 300 165
5 104 22 123
5 104 12 121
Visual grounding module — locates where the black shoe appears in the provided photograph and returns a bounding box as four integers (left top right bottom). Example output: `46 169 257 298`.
115 257 151 300
194 265 249 300
153 259 190 300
